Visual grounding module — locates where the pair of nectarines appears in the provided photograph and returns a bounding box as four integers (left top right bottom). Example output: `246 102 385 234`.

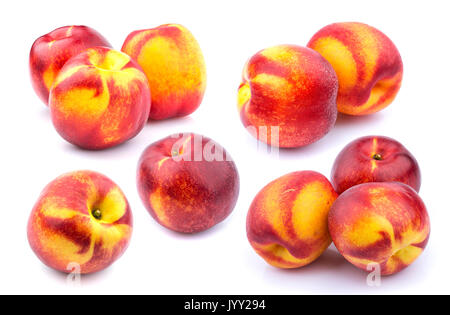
238 22 403 148
28 133 240 274
247 136 430 276
30 24 206 149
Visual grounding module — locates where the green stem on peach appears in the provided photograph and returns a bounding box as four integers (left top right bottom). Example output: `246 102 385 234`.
92 209 102 220
372 153 382 161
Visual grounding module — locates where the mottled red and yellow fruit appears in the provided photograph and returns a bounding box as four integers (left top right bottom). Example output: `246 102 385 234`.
308 22 403 115
331 136 421 194
329 182 430 276
27 170 133 274
238 45 338 148
30 25 111 105
49 47 151 150
137 133 239 233
122 24 206 120
246 171 338 268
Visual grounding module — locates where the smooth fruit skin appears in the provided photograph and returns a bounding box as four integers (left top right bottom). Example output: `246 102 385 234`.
137 133 239 233
331 136 421 194
30 25 111 105
308 22 403 116
246 171 338 268
237 45 338 148
27 170 133 274
49 47 151 150
328 182 430 276
122 24 206 120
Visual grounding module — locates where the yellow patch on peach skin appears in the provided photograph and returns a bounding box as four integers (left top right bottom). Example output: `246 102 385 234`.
42 66 57 91
149 188 171 227
344 238 423 274
291 181 335 242
136 32 206 101
53 65 86 86
251 242 316 268
258 182 292 243
259 46 296 64
252 73 292 94
89 49 130 71
90 221 132 252
244 73 295 116
40 204 80 220
368 190 429 247
122 30 151 55
37 219 130 269
34 214 95 265
53 75 109 120
371 160 378 172
342 213 395 249
98 68 148 144
354 72 402 115
237 82 251 112
94 187 128 223
345 244 424 275
371 137 378 154
370 137 378 172
310 37 358 93
346 23 380 85
390 245 423 265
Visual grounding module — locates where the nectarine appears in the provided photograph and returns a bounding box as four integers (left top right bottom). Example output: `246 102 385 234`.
49 47 151 150
122 24 206 120
238 45 338 148
137 133 239 233
328 182 430 276
308 22 403 115
27 170 133 274
331 136 421 194
30 25 111 105
246 171 338 268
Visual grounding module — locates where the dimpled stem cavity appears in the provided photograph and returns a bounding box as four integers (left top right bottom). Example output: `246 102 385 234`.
92 208 102 220
372 153 382 160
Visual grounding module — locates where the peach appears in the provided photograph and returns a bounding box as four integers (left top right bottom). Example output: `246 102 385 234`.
137 133 239 233
30 25 111 105
308 22 403 116
246 171 338 268
27 170 133 274
237 45 338 148
122 24 206 120
328 182 430 276
331 136 421 194
49 46 151 150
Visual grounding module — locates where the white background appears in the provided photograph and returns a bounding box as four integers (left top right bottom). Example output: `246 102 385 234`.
1 0 449 295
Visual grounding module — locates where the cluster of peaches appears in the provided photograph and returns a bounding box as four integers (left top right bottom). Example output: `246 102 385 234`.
27 22 430 278
248 136 429 276
30 24 206 149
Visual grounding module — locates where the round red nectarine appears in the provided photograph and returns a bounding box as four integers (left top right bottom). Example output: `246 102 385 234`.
137 133 240 233
246 171 338 268
49 47 151 150
308 22 403 116
328 182 430 276
30 25 111 105
27 170 133 274
331 136 421 194
237 45 338 148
